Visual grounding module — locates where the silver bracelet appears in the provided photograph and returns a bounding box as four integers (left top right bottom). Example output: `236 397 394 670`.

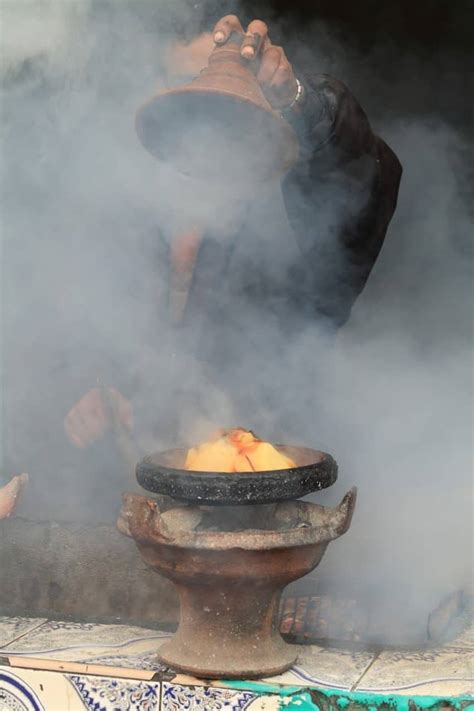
287 78 305 110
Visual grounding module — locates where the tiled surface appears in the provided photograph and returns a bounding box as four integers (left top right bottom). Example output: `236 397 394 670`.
451 623 474 651
71 643 169 670
447 602 474 650
2 620 170 661
1 669 473 711
0 616 46 648
291 645 374 690
69 672 161 710
161 681 262 709
0 625 376 691
357 645 473 697
261 644 374 690
0 670 282 710
0 667 162 710
0 617 473 708
0 620 378 691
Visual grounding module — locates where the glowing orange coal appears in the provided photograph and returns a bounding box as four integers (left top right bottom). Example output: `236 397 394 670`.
185 428 296 473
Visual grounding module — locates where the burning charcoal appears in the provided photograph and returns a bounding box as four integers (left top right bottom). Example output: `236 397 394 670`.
185 428 296 473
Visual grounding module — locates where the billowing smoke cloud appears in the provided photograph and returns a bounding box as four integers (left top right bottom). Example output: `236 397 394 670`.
1 0 472 644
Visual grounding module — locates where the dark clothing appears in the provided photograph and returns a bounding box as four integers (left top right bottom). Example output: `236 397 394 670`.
174 73 402 367
283 73 402 326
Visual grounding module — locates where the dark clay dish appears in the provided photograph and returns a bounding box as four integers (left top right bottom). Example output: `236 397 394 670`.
136 446 337 505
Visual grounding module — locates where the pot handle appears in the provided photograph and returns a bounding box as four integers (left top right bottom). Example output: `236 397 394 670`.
334 486 357 536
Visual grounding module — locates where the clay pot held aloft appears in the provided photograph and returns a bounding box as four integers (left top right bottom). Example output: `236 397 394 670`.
136 35 299 183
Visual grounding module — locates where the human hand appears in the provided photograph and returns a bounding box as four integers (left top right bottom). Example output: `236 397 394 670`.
0 473 28 519
213 15 299 109
64 387 133 449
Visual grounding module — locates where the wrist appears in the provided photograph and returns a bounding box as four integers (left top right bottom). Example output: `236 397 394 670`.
280 77 306 119
279 75 331 151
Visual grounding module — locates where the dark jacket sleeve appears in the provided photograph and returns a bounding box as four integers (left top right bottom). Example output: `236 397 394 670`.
282 73 402 327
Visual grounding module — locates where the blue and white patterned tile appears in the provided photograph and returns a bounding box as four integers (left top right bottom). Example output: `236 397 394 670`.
3 621 170 662
161 682 265 710
68 673 161 710
0 669 46 711
0 667 85 710
0 618 46 649
355 645 474 697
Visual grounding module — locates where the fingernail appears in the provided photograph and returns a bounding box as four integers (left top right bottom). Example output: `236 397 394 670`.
214 31 225 43
241 46 255 58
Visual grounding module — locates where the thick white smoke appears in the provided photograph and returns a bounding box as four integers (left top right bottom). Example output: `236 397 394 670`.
1 0 472 644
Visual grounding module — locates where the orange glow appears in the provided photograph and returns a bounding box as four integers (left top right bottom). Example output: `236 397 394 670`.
185 429 296 473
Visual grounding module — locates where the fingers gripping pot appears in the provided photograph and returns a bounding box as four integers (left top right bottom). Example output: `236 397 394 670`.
135 34 299 182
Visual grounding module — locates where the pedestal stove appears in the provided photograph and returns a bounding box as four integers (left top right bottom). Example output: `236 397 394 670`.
118 445 356 679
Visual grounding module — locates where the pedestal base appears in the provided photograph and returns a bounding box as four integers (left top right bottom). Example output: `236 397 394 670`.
157 583 297 678
158 636 296 679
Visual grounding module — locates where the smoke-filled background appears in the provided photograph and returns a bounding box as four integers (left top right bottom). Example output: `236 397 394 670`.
1 0 472 643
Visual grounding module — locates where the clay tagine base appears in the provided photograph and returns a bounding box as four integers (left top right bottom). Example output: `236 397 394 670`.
118 489 356 679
